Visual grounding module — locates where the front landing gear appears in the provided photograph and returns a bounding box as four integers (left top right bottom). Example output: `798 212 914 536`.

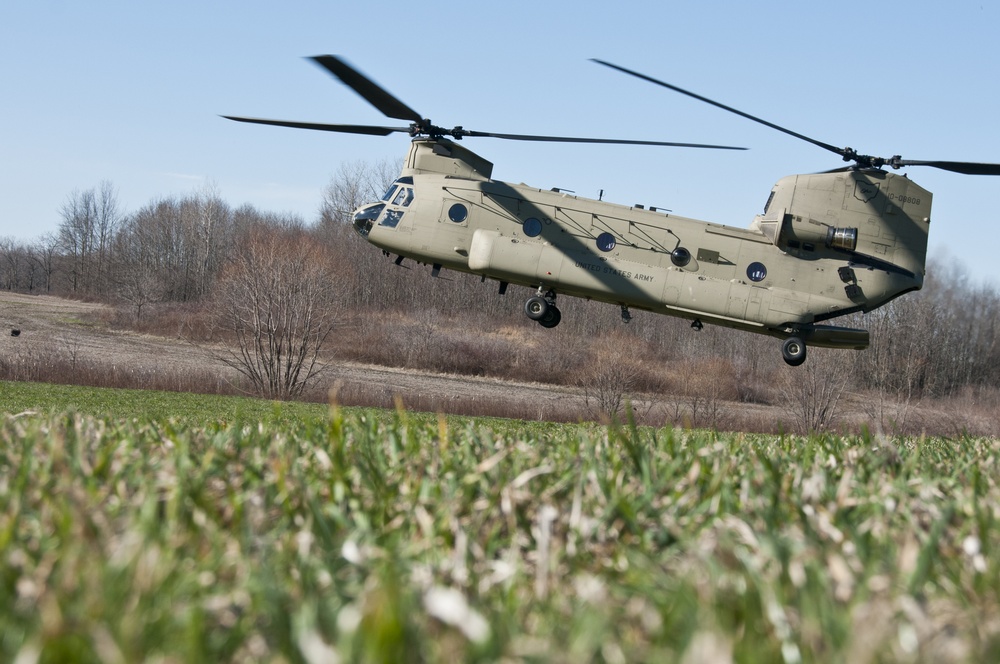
781 336 807 366
524 290 561 328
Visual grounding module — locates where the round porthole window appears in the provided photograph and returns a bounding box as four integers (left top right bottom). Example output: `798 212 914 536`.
747 261 767 282
671 247 691 267
448 203 468 223
596 232 616 252
523 217 542 237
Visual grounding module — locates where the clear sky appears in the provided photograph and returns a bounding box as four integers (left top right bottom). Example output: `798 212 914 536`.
3 1 999 286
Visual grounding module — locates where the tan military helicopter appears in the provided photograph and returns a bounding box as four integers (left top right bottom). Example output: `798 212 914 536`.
225 56 1000 366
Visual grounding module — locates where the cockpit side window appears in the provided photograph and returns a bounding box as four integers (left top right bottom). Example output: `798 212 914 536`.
391 187 414 207
382 185 397 202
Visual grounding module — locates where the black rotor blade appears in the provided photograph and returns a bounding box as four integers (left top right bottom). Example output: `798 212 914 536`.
310 55 424 123
461 129 745 149
893 159 1000 176
591 58 846 158
222 115 409 136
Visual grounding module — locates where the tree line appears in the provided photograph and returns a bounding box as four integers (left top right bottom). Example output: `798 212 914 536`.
2 165 999 421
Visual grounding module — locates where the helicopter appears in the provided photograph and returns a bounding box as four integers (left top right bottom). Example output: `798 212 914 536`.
224 56 1000 366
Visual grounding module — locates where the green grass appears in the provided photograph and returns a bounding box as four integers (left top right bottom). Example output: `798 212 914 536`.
0 380 567 438
1 381 999 662
0 379 330 426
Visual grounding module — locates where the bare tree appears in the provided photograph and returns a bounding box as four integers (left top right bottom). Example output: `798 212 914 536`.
184 182 232 298
113 226 164 324
0 237 20 290
319 158 399 226
122 196 208 303
29 234 60 292
94 180 123 294
779 348 851 433
57 181 122 295
213 226 340 399
58 187 97 293
855 301 925 434
581 341 639 421
679 359 731 429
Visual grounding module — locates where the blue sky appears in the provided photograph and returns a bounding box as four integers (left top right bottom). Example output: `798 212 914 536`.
3 1 999 286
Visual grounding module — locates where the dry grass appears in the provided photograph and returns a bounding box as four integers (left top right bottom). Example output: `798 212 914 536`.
4 294 1000 436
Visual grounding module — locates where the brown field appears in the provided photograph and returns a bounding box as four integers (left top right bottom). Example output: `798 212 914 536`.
0 291 772 425
0 292 591 417
2 290 997 435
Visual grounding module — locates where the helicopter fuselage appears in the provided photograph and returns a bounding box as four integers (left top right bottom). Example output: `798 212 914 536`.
353 138 929 358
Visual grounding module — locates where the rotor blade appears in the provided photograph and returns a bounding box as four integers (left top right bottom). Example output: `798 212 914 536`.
222 115 409 136
591 58 846 157
310 55 424 123
893 159 1000 176
460 129 745 149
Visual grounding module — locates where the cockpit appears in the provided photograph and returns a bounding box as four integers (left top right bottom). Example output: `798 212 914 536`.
352 176 415 238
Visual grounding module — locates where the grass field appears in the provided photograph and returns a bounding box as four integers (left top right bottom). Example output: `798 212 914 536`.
1 380 998 662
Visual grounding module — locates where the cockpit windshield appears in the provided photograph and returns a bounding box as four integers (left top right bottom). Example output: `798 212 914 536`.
352 203 384 237
354 177 416 237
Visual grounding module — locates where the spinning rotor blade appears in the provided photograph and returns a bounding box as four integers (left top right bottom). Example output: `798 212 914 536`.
890 159 1000 176
593 59 1000 175
220 116 742 148
310 55 424 123
224 55 748 150
221 115 409 136
591 59 844 158
458 129 745 150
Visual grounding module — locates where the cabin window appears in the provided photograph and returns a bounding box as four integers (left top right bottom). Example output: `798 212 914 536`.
523 217 542 237
746 262 767 282
596 232 616 252
448 203 468 223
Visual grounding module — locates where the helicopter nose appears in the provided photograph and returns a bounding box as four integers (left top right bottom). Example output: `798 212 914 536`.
352 202 384 238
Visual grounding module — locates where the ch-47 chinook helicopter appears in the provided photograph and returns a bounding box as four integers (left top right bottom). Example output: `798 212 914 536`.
224 56 1000 366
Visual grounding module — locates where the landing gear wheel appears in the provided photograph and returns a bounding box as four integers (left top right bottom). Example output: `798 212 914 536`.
782 337 807 366
524 296 550 321
538 306 562 328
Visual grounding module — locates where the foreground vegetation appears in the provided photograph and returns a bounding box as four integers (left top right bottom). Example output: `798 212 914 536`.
1 386 998 662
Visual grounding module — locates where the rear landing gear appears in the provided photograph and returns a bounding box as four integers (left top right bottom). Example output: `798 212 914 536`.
524 290 561 328
782 336 807 366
